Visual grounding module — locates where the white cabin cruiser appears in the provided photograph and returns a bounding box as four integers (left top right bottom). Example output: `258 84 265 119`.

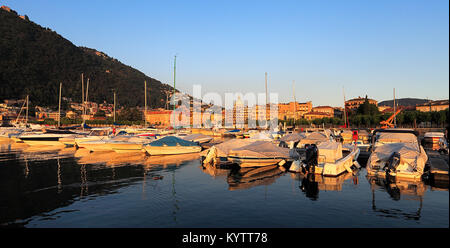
366 129 428 180
18 129 78 146
297 140 360 176
74 128 112 148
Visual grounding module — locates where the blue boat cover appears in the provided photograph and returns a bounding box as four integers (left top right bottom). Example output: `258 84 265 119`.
147 136 199 147
226 129 241 133
83 123 92 129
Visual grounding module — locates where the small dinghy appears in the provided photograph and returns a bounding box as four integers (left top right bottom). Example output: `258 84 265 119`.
142 136 201 155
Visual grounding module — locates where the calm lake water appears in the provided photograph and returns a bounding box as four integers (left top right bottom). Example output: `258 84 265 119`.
0 141 448 228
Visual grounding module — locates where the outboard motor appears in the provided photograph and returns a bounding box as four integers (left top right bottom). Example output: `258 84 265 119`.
384 152 401 173
279 141 288 148
304 144 318 173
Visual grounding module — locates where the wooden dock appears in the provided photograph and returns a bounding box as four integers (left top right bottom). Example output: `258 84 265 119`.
426 150 449 181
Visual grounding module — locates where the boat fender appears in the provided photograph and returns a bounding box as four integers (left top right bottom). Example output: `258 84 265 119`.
278 159 286 166
203 146 217 165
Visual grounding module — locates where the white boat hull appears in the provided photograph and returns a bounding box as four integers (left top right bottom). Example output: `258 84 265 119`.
228 156 285 168
143 145 201 155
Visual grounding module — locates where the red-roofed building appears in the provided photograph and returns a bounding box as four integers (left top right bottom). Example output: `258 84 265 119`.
312 106 334 116
303 111 333 120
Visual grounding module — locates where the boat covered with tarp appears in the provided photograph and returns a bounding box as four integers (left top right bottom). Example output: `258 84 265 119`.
201 136 279 166
142 136 201 155
228 140 291 167
367 129 427 180
297 131 331 148
279 132 307 148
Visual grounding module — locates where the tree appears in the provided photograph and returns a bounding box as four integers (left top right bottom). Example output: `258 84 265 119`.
356 96 380 116
118 107 142 121
94 110 106 117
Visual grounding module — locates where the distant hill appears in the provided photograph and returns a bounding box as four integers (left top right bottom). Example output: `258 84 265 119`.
0 6 174 109
378 98 429 107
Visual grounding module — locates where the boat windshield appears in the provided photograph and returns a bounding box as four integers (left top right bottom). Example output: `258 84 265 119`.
375 132 418 146
89 129 110 136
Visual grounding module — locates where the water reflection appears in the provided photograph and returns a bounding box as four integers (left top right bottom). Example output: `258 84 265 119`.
294 172 359 200
367 176 427 220
0 143 202 226
201 164 285 191
227 165 284 191
0 138 448 227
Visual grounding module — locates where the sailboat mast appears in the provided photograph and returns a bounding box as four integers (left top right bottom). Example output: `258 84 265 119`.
113 91 116 123
25 95 29 126
265 72 268 107
81 73 84 121
144 80 147 127
393 88 396 127
58 82 62 127
85 78 89 117
343 86 347 128
293 80 297 125
173 55 177 111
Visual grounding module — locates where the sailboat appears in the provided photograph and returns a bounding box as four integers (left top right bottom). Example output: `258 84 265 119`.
18 83 78 145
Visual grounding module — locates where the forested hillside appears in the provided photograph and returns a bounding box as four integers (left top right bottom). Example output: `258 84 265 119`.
0 7 174 109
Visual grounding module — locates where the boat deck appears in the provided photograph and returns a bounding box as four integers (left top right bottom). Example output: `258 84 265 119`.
426 149 449 181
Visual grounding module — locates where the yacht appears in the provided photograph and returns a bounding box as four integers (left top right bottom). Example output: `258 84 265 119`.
366 129 428 180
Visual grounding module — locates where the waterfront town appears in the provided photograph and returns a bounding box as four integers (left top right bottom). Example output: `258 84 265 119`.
1 95 448 128
0 1 448 233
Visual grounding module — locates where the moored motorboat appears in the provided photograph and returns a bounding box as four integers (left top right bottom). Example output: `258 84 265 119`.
296 131 331 149
142 136 201 155
366 129 428 180
76 139 112 152
296 140 360 176
0 127 24 141
227 165 284 190
74 128 112 147
182 133 213 144
228 140 291 167
18 129 77 146
107 135 154 153
422 132 446 150
279 132 307 149
201 139 258 166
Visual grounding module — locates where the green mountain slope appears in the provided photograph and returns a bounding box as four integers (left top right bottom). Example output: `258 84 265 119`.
0 7 174 109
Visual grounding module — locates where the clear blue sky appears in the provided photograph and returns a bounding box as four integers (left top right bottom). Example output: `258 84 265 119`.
2 0 449 107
